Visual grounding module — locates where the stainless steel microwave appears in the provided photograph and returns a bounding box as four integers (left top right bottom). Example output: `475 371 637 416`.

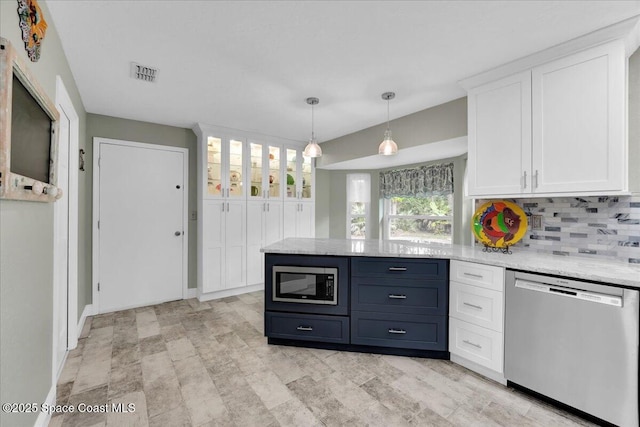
272 266 338 305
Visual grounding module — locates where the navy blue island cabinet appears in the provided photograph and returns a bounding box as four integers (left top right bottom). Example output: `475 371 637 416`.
264 253 449 358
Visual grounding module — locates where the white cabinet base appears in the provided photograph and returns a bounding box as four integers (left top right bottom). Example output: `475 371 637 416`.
197 283 263 303
450 353 506 385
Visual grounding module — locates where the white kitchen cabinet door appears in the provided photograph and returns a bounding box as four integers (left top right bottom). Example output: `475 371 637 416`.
202 199 246 292
202 200 225 293
246 201 265 286
282 202 315 238
225 201 246 289
532 41 626 194
246 200 282 286
296 202 315 238
467 71 532 196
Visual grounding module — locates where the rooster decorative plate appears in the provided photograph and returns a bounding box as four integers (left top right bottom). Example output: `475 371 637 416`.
472 201 528 248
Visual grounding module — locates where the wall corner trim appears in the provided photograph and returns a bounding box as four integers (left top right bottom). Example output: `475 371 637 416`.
77 304 95 340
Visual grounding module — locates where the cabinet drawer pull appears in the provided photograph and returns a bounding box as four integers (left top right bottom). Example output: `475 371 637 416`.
463 339 482 349
388 328 407 334
463 302 483 310
463 272 483 279
388 267 407 272
388 294 407 299
296 326 313 331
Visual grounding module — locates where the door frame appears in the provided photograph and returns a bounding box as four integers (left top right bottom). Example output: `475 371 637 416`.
53 76 79 384
92 137 189 313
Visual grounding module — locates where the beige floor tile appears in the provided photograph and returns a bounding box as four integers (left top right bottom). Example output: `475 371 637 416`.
245 370 294 410
166 337 197 361
106 390 148 427
55 291 596 427
71 356 111 394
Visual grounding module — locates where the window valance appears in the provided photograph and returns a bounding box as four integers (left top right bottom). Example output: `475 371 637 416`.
379 162 454 198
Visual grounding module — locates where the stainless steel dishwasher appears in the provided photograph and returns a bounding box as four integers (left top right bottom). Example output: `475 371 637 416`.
505 270 639 427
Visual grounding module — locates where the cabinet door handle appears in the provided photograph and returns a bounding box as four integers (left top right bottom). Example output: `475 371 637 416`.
534 170 539 188
296 326 313 331
221 203 224 212
388 267 407 272
226 202 229 212
267 203 270 212
523 170 527 189
463 302 483 310
388 328 407 334
262 203 265 212
463 272 483 279
388 294 407 299
463 339 482 349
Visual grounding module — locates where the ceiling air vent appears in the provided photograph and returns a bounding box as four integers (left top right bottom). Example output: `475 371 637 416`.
130 62 158 83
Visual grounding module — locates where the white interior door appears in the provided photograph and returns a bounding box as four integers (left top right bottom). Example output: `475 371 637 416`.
54 108 70 373
97 140 187 313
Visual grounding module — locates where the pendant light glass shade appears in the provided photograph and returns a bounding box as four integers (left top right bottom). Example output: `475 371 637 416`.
378 129 398 155
304 97 322 158
378 92 398 156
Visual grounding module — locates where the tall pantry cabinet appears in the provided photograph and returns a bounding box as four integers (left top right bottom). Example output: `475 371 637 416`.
194 124 315 300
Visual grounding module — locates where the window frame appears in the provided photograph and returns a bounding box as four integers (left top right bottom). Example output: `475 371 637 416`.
382 194 454 243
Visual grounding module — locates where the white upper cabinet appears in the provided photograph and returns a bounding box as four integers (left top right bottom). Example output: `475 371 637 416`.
532 42 625 194
467 71 531 196
464 36 632 198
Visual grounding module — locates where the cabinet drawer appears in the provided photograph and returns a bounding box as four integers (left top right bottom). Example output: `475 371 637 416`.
351 257 447 280
352 278 448 315
351 311 447 351
265 312 349 344
450 281 503 332
450 260 504 291
449 317 503 373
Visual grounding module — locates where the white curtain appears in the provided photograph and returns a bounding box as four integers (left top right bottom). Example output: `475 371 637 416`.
347 173 371 203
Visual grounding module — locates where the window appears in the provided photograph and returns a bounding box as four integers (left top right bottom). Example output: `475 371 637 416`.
384 194 453 243
346 174 370 239
379 162 454 244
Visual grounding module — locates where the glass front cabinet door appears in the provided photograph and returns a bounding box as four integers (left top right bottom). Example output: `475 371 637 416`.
206 136 244 199
248 142 283 200
284 146 314 201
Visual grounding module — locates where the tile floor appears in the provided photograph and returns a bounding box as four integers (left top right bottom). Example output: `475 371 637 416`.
50 291 596 426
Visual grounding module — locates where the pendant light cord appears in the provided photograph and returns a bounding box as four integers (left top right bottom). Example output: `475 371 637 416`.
312 102 315 140
386 98 390 131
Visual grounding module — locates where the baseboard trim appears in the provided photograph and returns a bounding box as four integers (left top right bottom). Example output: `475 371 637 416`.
33 383 56 427
77 304 94 340
198 284 263 302
186 288 197 299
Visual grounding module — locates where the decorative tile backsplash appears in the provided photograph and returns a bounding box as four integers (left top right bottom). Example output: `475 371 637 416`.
476 196 640 264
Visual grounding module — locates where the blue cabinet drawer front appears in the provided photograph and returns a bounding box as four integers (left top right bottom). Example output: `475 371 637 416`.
265 311 349 344
351 311 447 350
351 278 448 315
351 257 447 279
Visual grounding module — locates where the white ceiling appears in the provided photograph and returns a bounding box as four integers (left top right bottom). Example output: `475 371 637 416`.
46 1 640 145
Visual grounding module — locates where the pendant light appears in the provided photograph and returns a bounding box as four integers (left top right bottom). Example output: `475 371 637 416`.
303 97 322 158
378 91 398 155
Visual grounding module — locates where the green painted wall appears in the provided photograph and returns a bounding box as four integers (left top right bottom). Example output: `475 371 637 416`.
0 1 87 425
86 114 198 288
316 97 467 167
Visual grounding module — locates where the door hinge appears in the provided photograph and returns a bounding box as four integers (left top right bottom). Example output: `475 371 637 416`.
98 220 100 230
98 156 101 167
98 283 100 291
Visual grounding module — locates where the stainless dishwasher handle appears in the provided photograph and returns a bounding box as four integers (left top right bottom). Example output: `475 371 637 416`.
388 329 407 334
463 272 484 279
463 302 483 310
296 326 313 331
388 294 407 299
388 267 407 271
463 339 482 349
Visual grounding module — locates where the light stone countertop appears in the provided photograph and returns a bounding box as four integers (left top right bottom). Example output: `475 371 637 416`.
262 238 640 289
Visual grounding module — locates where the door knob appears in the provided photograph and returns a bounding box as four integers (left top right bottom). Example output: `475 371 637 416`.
174 231 182 236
